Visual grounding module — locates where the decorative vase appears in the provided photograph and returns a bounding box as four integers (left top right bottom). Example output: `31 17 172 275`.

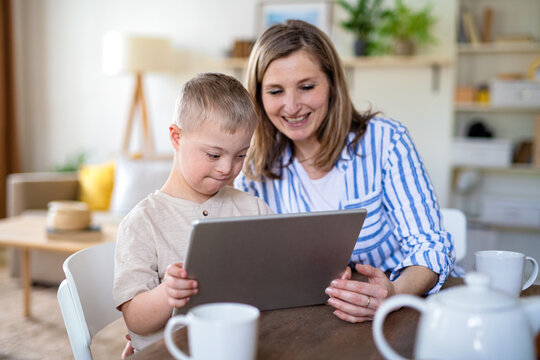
354 39 368 56
394 39 415 56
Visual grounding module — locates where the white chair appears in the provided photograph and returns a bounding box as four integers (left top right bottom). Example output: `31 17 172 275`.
57 242 121 360
440 208 467 262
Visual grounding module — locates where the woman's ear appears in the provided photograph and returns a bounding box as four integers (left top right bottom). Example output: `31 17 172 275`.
169 124 182 150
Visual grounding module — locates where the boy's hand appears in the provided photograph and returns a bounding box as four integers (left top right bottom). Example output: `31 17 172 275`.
163 262 198 308
121 334 133 359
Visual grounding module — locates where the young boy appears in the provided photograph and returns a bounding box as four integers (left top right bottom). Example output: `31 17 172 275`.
113 73 273 352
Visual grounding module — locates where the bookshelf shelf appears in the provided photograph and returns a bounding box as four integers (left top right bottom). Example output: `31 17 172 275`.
458 43 540 54
452 164 540 175
219 55 453 71
341 55 452 68
455 103 540 113
218 57 249 69
220 56 451 91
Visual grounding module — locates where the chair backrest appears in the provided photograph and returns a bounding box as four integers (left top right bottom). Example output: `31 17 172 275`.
440 208 467 262
57 241 121 360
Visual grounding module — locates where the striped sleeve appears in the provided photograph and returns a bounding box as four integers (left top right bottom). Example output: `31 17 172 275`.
381 124 455 294
234 173 265 205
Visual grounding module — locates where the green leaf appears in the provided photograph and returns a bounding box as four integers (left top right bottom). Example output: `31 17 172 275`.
377 0 437 47
54 151 87 172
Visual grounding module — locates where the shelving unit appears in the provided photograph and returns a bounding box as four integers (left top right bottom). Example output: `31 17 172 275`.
455 103 540 113
219 54 452 70
452 0 540 270
458 43 540 54
218 55 452 78
453 164 540 175
219 54 452 91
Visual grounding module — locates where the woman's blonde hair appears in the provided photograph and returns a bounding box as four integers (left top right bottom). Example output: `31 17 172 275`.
244 20 377 180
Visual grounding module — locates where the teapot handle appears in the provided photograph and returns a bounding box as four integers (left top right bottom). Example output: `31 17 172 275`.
372 295 427 360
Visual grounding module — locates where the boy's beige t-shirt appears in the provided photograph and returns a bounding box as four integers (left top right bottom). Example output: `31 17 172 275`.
113 186 273 351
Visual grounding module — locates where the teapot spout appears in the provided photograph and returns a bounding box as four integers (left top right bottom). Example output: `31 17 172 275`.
520 296 540 334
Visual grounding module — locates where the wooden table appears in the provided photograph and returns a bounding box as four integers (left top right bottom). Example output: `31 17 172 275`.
131 278 540 360
0 214 116 317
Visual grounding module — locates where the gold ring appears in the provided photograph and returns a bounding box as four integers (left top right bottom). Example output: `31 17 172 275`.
365 296 371 308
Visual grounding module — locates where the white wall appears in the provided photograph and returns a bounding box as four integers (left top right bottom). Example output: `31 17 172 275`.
13 0 258 170
12 0 456 205
351 65 454 206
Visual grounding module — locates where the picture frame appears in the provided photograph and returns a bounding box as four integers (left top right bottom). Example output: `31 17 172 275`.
257 0 333 36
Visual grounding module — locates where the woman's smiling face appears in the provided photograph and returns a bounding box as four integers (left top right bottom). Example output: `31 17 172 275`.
261 50 330 151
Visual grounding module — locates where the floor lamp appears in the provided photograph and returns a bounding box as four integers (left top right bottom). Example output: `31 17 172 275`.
102 32 172 157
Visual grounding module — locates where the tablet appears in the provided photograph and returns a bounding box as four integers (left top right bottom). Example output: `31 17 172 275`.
173 208 366 315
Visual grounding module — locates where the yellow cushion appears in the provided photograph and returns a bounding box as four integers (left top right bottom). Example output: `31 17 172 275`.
78 161 115 211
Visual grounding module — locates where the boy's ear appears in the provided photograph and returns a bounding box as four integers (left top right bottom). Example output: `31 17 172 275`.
169 124 182 150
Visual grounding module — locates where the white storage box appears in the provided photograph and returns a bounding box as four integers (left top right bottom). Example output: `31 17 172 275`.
451 138 513 167
490 80 540 108
480 197 540 228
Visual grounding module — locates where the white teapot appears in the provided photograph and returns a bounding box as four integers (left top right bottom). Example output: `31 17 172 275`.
373 272 540 360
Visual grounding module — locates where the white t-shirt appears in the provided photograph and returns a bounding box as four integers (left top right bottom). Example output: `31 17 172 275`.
292 157 343 211
113 186 273 351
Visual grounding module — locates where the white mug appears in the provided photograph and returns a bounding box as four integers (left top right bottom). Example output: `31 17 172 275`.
475 250 539 297
164 303 260 360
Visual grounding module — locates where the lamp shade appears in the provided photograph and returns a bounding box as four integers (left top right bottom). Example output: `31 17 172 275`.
102 32 172 76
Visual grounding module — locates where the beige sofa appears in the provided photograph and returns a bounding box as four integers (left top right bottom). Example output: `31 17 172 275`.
7 172 81 283
6 157 172 284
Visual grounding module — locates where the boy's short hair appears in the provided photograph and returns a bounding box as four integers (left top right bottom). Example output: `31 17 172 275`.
173 72 258 134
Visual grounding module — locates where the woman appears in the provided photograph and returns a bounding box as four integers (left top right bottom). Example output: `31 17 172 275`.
235 20 461 323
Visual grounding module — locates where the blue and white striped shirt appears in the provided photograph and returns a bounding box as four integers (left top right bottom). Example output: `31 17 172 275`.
235 117 460 294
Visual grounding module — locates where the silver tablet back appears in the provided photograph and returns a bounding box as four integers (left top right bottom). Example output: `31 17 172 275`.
174 208 366 315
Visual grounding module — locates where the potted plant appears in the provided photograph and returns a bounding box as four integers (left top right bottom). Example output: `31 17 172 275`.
379 0 436 55
337 0 384 56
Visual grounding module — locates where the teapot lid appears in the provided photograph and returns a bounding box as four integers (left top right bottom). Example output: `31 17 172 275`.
438 272 516 311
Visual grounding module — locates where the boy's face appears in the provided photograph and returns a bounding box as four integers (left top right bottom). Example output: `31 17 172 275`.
171 116 253 203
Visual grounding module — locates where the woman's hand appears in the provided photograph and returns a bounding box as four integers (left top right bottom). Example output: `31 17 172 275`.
163 262 198 308
325 264 395 323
